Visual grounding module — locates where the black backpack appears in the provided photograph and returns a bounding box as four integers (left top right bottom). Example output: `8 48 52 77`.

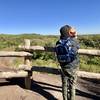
55 38 76 63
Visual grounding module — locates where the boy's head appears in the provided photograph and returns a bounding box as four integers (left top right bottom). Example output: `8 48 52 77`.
60 25 77 39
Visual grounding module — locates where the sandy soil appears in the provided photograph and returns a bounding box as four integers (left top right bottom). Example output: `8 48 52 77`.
0 72 100 100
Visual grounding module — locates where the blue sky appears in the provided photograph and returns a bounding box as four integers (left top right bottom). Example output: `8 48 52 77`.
0 0 100 35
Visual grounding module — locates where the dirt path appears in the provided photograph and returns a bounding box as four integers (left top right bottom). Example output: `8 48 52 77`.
0 72 100 100
31 72 100 100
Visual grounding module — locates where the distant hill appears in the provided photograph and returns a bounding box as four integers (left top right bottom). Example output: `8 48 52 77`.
0 33 99 50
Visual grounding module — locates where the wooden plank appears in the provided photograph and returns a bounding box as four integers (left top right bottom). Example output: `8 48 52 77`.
0 51 32 57
0 67 99 79
0 67 18 72
0 70 28 78
18 45 55 52
77 71 100 79
18 64 31 71
18 46 100 56
78 49 100 56
31 66 100 79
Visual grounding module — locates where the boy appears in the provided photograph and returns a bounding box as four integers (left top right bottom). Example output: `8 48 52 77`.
56 25 79 100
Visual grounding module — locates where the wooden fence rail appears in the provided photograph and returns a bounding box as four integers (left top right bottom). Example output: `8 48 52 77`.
18 39 100 56
18 45 100 56
0 51 32 57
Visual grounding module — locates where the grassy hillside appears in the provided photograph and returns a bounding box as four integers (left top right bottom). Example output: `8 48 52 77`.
0 33 100 73
78 34 100 49
0 34 58 50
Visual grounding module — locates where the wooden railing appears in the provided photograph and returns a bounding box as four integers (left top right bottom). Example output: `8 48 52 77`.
19 39 100 79
0 40 33 89
0 39 100 90
19 46 100 56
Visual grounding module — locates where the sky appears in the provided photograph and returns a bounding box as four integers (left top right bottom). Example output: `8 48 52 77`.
0 0 100 35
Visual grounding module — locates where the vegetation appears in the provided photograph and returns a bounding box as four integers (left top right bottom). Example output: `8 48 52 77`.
0 33 100 73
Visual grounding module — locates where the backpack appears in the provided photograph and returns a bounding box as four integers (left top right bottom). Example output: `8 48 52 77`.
55 38 76 64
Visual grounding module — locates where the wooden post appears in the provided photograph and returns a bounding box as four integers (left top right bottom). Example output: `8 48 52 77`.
24 39 30 49
24 39 32 89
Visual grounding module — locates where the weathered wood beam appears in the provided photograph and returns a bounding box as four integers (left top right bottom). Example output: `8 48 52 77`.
0 70 28 78
17 64 31 71
0 51 32 57
18 46 55 52
77 71 100 79
31 66 100 79
18 46 100 56
78 49 100 56
0 68 99 79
